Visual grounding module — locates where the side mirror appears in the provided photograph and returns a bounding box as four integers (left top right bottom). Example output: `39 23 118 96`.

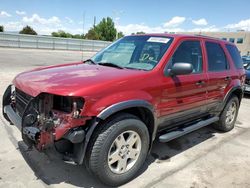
169 62 193 76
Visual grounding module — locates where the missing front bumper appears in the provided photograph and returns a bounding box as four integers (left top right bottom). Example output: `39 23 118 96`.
2 85 94 164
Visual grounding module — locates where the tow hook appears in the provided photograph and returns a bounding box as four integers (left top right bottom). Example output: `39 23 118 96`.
23 127 40 141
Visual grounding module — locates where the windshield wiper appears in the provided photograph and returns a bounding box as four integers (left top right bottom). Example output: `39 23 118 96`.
124 66 145 71
84 59 96 65
98 62 124 69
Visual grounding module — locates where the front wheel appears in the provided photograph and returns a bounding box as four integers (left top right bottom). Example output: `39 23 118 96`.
85 113 150 186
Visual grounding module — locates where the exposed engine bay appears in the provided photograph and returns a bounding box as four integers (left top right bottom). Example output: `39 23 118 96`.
6 85 90 154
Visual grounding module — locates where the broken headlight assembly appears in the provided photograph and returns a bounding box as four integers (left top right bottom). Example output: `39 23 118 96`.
52 95 84 118
19 92 85 149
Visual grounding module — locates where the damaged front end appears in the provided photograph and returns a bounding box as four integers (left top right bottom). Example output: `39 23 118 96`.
2 85 92 163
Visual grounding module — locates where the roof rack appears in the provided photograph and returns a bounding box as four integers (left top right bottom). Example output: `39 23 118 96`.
194 34 225 41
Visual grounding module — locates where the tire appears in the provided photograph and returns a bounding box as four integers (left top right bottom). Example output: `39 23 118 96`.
85 113 150 186
213 95 239 132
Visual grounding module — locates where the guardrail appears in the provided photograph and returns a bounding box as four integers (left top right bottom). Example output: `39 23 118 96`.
0 32 111 51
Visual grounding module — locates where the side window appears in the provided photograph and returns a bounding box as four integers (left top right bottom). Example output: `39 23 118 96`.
205 42 229 72
226 44 243 69
168 41 203 73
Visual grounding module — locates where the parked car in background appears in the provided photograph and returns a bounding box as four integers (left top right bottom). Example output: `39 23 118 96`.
242 55 250 68
244 64 250 94
2 34 245 186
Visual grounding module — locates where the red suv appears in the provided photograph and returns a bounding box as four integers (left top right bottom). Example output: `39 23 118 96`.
2 34 245 186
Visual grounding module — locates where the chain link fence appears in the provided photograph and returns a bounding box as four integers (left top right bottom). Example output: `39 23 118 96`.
0 33 111 51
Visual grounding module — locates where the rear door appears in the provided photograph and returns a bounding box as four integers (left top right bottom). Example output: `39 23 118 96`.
158 39 208 128
204 40 233 111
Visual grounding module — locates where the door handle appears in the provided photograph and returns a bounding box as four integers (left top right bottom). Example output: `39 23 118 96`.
224 76 232 81
196 80 205 86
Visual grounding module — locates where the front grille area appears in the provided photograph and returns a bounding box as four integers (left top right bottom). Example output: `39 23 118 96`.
15 88 32 117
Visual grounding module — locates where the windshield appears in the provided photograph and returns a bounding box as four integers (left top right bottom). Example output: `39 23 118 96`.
91 35 173 71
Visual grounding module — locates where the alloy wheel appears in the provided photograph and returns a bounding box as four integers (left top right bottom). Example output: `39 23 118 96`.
107 130 142 174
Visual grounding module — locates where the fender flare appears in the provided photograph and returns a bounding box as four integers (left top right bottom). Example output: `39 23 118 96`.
221 85 244 110
97 99 155 120
97 99 158 152
76 100 157 164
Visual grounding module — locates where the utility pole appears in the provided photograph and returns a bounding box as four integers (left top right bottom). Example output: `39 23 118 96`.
94 16 96 28
113 10 123 40
82 12 85 35
81 11 86 61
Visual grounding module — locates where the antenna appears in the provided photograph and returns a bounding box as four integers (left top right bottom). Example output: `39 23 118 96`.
81 11 86 62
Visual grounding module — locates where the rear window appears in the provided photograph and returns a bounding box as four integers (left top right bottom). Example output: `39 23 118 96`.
226 44 243 69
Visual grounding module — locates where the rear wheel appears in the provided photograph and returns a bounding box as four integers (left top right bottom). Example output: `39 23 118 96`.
213 95 239 132
85 113 149 186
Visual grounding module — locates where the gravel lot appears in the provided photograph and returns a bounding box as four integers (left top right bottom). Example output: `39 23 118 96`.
0 48 250 188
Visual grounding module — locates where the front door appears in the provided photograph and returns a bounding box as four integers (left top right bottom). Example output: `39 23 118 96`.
158 39 208 129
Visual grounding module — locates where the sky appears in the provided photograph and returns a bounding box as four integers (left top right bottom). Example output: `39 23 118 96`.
1 0 250 35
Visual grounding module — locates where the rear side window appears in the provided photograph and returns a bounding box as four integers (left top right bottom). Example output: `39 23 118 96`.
205 42 229 72
226 44 243 69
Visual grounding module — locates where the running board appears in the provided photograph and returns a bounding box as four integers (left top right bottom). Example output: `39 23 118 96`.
159 116 219 143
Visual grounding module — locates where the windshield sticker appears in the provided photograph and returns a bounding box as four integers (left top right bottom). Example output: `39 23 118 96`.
147 37 170 43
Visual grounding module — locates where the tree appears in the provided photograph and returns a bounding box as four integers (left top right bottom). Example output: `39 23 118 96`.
136 31 145 34
85 17 117 41
0 25 4 32
73 34 82 39
52 30 72 38
52 30 84 39
19 25 37 35
131 31 145 35
51 31 59 37
85 28 100 40
95 17 117 41
117 31 124 39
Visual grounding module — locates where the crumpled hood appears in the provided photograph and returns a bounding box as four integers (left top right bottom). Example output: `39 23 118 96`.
13 62 145 97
